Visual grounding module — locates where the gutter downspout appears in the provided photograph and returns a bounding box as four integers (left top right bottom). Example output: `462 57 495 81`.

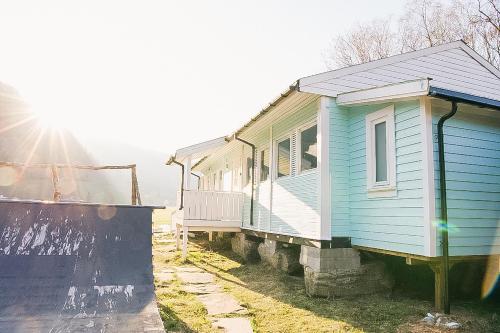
191 172 201 190
170 159 185 210
437 101 458 315
234 136 255 226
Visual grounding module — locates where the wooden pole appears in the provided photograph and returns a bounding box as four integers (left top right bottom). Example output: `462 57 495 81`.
51 165 61 202
131 166 137 205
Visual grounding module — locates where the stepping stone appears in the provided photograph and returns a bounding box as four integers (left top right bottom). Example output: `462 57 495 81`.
177 272 214 284
182 283 221 294
155 272 175 283
212 318 253 333
197 293 247 315
177 266 203 273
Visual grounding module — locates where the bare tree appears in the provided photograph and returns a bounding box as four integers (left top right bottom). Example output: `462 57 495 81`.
325 19 397 68
326 0 500 69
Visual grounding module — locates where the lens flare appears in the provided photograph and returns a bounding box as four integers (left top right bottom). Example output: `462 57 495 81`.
97 205 117 221
432 219 460 234
482 256 500 299
0 167 19 186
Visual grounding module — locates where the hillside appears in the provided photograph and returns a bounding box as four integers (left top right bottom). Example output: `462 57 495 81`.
0 82 178 206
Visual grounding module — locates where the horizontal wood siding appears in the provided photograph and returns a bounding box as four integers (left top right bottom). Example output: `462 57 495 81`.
328 99 350 236
432 103 500 256
200 98 322 239
348 100 426 255
268 100 321 239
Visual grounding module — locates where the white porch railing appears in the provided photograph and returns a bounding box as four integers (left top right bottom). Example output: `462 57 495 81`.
173 190 244 259
183 190 244 223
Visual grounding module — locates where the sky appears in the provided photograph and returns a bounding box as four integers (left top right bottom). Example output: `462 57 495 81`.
0 0 408 154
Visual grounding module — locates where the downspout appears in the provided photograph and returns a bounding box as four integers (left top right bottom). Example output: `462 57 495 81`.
170 159 185 210
191 172 201 190
436 101 458 315
234 136 255 226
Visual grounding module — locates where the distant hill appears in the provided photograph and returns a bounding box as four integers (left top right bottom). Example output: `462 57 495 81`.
0 82 178 206
79 138 179 206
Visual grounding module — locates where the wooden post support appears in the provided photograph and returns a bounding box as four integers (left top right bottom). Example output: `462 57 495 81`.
51 165 61 202
131 166 137 205
208 231 213 242
176 224 181 250
182 226 189 259
430 263 445 312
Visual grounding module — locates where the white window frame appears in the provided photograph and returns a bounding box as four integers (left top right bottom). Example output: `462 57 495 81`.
297 120 318 175
274 134 292 180
365 105 397 197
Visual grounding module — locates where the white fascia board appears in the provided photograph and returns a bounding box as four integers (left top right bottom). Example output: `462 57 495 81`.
336 79 430 106
175 136 227 161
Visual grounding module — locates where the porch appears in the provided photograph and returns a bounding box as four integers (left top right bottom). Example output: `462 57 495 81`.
172 189 244 258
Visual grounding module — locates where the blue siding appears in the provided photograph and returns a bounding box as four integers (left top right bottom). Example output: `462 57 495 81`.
328 101 350 236
432 106 500 256
345 100 426 255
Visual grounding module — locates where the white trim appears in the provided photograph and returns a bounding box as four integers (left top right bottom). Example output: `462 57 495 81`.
365 105 397 197
268 126 273 232
175 136 227 161
420 97 437 257
318 97 331 240
296 120 318 174
274 134 293 180
336 79 430 106
459 44 500 79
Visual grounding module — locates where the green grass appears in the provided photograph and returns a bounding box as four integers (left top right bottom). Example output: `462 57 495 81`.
152 207 175 227
153 233 500 333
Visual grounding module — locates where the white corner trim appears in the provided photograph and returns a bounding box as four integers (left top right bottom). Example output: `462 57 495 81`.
319 96 331 240
336 79 430 106
420 97 437 257
365 105 397 195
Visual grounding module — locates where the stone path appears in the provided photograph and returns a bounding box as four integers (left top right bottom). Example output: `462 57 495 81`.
159 265 253 333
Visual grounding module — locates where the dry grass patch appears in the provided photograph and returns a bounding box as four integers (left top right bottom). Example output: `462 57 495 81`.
153 233 500 333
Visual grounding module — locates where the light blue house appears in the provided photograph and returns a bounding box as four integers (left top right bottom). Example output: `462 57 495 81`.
167 41 500 310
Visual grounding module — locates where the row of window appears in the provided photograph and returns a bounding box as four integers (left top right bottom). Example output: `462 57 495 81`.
200 104 395 195
255 122 318 182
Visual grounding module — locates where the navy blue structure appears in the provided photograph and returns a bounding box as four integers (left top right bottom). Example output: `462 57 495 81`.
0 200 164 333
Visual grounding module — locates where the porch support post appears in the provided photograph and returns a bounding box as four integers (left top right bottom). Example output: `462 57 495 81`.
184 155 192 190
209 231 213 242
176 224 181 250
429 263 445 312
182 226 189 259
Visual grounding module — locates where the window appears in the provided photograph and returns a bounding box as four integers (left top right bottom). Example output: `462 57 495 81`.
260 148 269 182
365 105 396 196
300 124 317 172
245 157 253 186
277 138 291 178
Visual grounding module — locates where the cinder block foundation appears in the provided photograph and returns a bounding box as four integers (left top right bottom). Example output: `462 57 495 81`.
300 245 394 297
231 233 260 262
258 239 301 274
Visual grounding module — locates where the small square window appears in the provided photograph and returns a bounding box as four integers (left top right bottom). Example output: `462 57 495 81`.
365 105 396 197
300 124 317 172
277 138 291 178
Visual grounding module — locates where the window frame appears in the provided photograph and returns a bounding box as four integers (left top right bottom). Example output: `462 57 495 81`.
365 105 397 197
297 120 318 175
274 134 292 180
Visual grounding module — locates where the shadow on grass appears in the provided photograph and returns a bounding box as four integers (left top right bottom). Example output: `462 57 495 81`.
157 302 196 333
183 235 500 333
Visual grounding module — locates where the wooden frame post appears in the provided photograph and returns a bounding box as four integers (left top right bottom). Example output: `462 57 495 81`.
182 226 189 259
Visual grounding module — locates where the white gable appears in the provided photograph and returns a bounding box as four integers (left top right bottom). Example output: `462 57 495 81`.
298 41 500 102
